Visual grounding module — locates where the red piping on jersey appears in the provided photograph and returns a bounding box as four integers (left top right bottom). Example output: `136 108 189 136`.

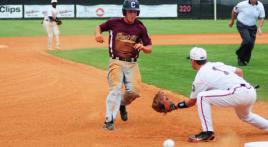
200 85 244 131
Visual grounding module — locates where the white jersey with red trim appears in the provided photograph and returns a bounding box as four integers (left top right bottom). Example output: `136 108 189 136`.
190 62 268 132
190 62 247 99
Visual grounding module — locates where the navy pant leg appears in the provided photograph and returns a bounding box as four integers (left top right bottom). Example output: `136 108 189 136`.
236 21 257 63
244 27 257 63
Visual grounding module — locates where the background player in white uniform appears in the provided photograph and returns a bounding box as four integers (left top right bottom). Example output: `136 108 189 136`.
176 47 268 142
43 0 60 50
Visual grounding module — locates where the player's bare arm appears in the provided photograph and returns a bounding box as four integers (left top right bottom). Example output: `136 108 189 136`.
185 99 196 107
229 10 237 28
257 19 264 35
235 68 243 77
95 26 104 43
134 43 152 54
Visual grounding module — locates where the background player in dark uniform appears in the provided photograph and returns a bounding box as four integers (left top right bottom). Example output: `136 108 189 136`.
95 0 152 130
229 0 265 66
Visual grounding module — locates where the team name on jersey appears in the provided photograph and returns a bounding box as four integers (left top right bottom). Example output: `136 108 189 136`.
116 32 138 42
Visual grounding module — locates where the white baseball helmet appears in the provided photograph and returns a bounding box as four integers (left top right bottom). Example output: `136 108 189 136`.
190 47 207 61
51 0 57 3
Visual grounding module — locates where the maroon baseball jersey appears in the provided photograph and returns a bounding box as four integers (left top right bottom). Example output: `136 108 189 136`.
99 18 152 59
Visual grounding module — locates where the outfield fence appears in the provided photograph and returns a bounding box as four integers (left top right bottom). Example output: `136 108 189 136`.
0 0 267 19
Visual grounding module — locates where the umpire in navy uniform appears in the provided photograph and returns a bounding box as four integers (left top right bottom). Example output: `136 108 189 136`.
229 0 265 66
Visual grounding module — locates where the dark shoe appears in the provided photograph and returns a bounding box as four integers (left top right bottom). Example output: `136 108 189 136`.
238 58 247 66
103 120 114 130
120 105 128 121
188 131 215 142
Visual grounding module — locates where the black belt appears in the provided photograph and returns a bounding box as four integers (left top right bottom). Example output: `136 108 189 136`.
227 83 249 90
112 57 137 62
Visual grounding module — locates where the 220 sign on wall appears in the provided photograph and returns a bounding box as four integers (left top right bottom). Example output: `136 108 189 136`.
178 4 192 13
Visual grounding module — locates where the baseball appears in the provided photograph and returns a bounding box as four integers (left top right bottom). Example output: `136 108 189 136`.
163 139 175 147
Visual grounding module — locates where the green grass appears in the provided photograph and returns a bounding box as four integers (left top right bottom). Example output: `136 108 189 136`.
1 19 267 100
1 19 267 37
0 20 99 37
50 44 268 101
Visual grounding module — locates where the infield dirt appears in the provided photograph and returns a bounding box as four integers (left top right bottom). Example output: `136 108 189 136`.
0 33 268 147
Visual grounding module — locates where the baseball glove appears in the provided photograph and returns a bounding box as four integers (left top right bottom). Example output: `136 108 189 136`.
152 91 177 113
56 18 62 25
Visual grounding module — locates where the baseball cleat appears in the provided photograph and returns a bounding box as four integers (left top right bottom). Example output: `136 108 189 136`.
120 105 128 121
188 131 215 142
237 58 247 66
103 120 114 131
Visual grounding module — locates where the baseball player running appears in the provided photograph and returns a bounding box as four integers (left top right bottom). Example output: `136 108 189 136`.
176 47 268 142
95 0 152 130
43 0 60 50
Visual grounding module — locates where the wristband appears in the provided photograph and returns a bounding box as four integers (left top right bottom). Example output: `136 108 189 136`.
177 101 188 109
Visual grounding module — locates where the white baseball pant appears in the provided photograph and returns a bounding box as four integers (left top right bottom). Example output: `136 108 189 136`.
196 84 268 132
105 59 141 122
43 20 60 49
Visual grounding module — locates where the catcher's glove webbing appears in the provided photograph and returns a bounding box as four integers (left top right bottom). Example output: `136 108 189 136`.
152 91 177 113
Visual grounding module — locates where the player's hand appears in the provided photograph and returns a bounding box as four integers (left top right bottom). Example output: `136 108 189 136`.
134 43 144 50
257 27 263 35
95 34 104 43
228 20 234 28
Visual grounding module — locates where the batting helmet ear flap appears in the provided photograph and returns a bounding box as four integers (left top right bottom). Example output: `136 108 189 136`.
123 9 126 16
